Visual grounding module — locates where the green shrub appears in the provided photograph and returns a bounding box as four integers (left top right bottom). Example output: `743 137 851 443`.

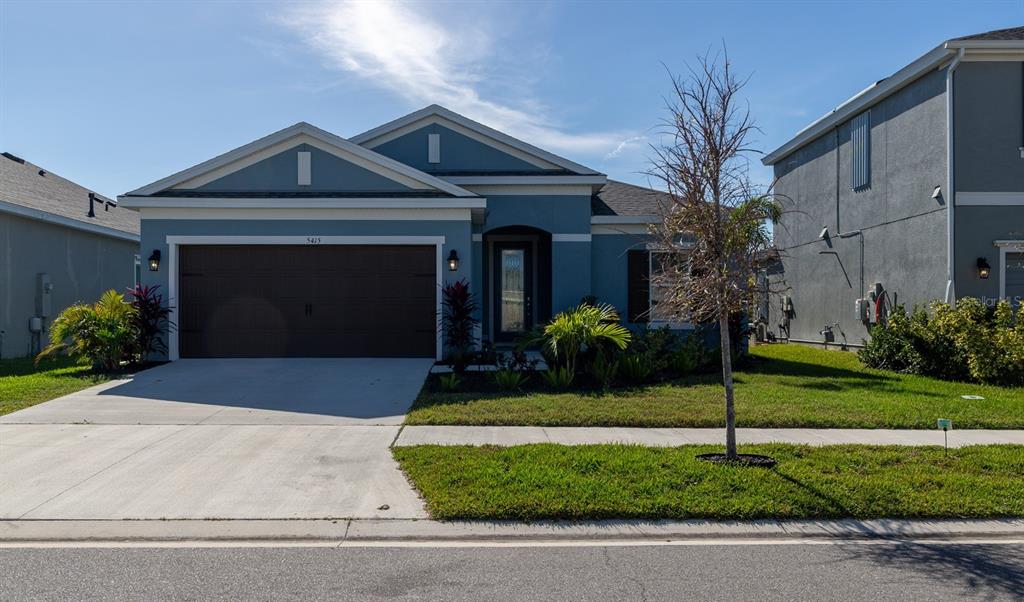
671 332 711 374
627 326 678 375
438 373 461 392
860 299 1024 385
619 353 653 383
540 366 575 389
494 369 528 391
589 349 620 389
36 290 137 371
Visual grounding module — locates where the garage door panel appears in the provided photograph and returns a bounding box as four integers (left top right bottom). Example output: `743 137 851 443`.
179 245 436 358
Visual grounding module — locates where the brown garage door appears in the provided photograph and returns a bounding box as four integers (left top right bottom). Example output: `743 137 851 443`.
178 245 436 358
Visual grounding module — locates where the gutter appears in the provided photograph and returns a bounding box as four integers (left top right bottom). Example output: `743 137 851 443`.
944 47 965 305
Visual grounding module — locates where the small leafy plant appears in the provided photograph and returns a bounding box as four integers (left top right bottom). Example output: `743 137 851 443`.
126 284 173 362
540 366 575 389
494 369 528 390
438 372 461 392
671 332 710 375
619 353 653 384
519 303 631 376
589 349 620 389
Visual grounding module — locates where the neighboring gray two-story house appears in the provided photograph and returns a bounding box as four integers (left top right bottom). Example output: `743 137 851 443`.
762 26 1024 347
120 105 669 360
0 152 140 358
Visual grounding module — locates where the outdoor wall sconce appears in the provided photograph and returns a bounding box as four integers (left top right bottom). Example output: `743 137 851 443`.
148 250 161 272
447 249 459 271
977 257 991 279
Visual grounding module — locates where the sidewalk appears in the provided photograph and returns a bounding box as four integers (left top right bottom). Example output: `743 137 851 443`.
3 518 1023 545
395 426 1024 447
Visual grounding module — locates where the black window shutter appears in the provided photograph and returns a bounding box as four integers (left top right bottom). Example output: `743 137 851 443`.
627 250 650 323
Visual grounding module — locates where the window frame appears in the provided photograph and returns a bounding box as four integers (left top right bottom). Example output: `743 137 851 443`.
647 250 694 330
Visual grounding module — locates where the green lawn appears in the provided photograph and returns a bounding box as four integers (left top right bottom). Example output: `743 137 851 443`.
394 443 1024 521
406 344 1024 429
0 356 114 416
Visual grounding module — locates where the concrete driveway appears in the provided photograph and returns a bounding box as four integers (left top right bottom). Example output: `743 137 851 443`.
0 359 433 520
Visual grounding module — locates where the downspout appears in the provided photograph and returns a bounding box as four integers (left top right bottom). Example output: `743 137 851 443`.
944 47 965 305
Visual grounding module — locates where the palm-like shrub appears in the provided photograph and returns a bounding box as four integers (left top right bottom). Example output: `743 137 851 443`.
520 303 631 376
127 284 173 362
36 290 136 371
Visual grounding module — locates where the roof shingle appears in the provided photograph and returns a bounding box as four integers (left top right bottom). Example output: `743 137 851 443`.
591 179 667 217
953 26 1024 41
0 153 139 236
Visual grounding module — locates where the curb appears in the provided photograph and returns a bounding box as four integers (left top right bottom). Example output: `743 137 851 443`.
2 518 1023 544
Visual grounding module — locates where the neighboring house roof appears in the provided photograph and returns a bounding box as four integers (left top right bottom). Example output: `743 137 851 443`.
591 179 667 218
0 152 139 240
763 25 1024 166
350 104 604 177
122 121 480 200
951 25 1024 41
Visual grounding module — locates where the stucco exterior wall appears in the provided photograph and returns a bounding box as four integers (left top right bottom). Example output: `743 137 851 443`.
0 213 139 358
955 205 1024 302
591 232 648 320
955 61 1024 193
370 124 546 173
769 68 949 344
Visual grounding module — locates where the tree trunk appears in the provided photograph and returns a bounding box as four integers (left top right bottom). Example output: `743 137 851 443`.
719 312 737 459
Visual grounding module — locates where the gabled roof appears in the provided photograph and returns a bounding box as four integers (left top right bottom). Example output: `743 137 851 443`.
0 152 139 239
591 180 666 218
350 104 602 176
124 122 478 198
763 25 1024 166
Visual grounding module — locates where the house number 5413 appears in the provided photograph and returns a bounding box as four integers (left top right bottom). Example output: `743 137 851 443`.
306 237 322 244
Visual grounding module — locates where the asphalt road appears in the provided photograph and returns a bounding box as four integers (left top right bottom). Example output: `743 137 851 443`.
2 542 1022 601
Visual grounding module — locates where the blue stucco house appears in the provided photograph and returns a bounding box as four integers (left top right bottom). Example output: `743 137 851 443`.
119 105 668 360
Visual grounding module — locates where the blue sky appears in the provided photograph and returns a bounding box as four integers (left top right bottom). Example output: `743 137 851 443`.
1 0 1020 198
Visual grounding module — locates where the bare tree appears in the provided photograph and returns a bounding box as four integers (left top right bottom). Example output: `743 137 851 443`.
648 49 781 462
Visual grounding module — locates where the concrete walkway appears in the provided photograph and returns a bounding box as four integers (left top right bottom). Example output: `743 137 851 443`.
395 426 1024 447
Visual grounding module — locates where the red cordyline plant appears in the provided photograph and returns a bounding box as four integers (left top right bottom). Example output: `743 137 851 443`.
127 284 173 363
441 279 479 372
647 48 785 462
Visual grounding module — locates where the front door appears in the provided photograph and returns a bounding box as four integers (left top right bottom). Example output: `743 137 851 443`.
492 242 534 342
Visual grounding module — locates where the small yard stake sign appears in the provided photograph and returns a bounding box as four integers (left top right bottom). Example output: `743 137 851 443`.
937 419 952 455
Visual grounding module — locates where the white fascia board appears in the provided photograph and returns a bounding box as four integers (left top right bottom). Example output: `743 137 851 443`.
350 104 602 176
140 207 472 221
126 122 478 198
945 39 1024 50
117 196 487 210
590 215 658 224
0 199 139 242
462 184 594 196
443 175 607 185
762 45 951 166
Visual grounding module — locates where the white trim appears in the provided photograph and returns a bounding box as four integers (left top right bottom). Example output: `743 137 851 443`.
762 45 952 165
471 233 483 242
0 199 139 242
350 105 602 175
592 224 651 235
995 241 1024 301
946 39 1024 50
460 184 595 196
591 215 658 225
118 196 486 210
961 51 1024 61
958 192 1024 206
164 235 446 361
551 233 591 242
126 122 477 198
140 208 471 221
428 133 441 164
444 175 606 186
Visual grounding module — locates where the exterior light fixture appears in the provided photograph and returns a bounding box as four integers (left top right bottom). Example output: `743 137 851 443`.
447 249 459 271
931 185 942 200
148 250 161 271
976 257 991 279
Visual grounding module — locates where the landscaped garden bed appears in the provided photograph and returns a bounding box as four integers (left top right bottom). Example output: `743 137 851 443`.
407 344 1024 429
393 443 1024 521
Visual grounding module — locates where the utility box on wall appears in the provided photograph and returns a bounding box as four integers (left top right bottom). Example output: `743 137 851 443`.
36 273 53 318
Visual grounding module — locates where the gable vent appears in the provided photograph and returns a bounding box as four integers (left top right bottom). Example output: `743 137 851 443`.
297 151 311 186
428 133 440 164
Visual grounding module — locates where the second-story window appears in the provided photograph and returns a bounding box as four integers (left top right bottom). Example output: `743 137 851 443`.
851 111 871 190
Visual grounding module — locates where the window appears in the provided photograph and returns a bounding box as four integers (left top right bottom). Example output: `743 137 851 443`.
850 111 871 190
627 249 691 327
133 254 141 288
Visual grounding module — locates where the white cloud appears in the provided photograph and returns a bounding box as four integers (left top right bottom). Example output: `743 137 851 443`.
276 0 635 157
